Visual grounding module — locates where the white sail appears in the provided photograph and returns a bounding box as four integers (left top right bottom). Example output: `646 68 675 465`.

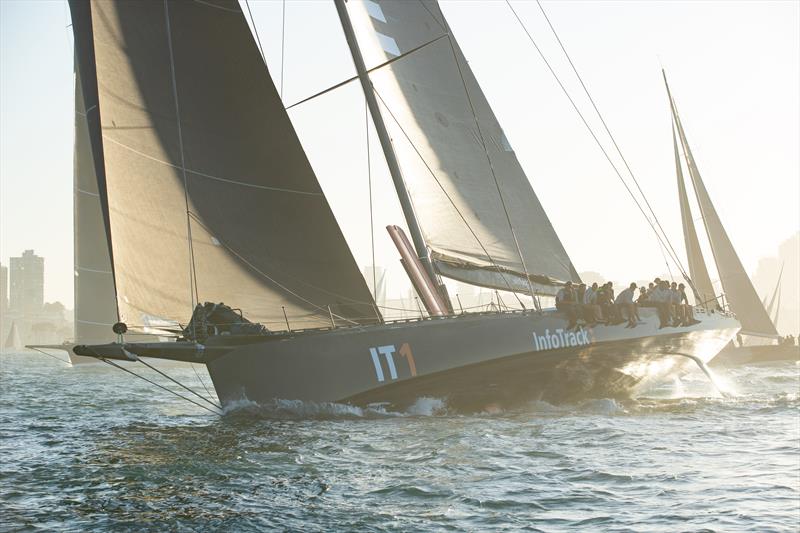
345 0 579 295
671 123 717 307
667 79 778 338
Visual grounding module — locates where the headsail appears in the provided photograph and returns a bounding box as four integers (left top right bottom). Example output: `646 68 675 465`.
671 123 717 307
344 0 579 295
69 0 378 329
74 55 118 343
665 74 777 338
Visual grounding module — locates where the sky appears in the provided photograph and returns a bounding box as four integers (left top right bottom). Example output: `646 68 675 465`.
1 0 798 313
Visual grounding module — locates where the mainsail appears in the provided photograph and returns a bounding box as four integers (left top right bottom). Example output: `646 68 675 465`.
74 56 118 343
344 0 579 295
671 124 717 307
69 0 378 329
666 75 777 338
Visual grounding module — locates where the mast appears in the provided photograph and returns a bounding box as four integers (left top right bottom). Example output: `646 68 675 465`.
671 121 717 307
765 263 784 319
333 0 439 286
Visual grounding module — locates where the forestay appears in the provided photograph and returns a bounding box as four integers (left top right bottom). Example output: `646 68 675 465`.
670 124 717 308
70 0 378 329
346 0 579 295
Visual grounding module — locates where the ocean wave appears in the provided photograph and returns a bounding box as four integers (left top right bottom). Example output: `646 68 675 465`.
221 396 451 420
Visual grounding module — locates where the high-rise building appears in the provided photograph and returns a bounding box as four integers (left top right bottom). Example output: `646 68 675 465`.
9 250 44 315
0 263 7 314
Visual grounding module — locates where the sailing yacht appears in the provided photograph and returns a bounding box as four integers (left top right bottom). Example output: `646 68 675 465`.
4 322 22 351
664 72 798 365
66 0 739 411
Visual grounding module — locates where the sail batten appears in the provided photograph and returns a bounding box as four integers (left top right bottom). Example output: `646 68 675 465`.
346 0 579 295
70 0 378 329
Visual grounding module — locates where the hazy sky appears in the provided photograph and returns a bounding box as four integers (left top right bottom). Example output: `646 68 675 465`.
1 0 798 307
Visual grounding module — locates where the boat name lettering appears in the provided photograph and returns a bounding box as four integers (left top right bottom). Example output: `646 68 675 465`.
368 343 417 382
532 329 591 351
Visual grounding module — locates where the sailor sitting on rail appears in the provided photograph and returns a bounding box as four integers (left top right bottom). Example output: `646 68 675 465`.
555 281 579 330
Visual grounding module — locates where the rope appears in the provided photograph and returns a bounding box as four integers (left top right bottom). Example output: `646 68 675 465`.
441 27 534 305
186 213 363 326
366 101 378 301
101 358 221 415
137 358 222 410
28 347 71 365
504 1 690 280
164 0 200 312
533 0 689 280
284 34 449 111
244 0 266 66
372 90 527 307
191 362 215 402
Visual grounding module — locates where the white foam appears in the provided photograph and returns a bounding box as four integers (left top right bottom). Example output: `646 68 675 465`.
406 397 447 416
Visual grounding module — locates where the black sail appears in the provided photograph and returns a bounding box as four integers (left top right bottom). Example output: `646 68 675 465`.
70 0 378 329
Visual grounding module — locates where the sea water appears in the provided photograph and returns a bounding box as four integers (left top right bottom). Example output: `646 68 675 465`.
1 351 797 532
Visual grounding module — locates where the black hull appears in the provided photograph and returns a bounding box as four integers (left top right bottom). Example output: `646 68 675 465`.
205 308 739 411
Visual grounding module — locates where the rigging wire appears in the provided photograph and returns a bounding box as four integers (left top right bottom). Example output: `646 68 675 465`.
372 89 527 308
164 0 200 314
244 0 266 67
366 101 378 302
280 0 286 99
441 24 536 305
504 0 690 280
658 241 675 282
28 347 71 365
136 358 222 410
191 362 215 401
187 213 363 326
101 358 221 415
533 0 689 279
284 34 449 110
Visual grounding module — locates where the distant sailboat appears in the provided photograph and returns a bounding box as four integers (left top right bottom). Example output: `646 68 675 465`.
4 322 22 351
62 0 739 410
664 72 797 364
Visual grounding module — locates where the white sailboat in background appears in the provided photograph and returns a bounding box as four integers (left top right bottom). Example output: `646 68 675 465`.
664 72 798 365
4 322 22 351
